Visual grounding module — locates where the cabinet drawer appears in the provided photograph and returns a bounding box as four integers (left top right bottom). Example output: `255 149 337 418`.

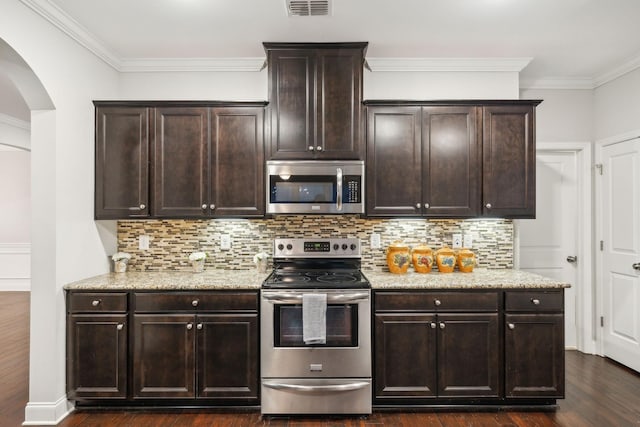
134 292 258 312
375 291 498 312
505 290 563 312
69 292 128 313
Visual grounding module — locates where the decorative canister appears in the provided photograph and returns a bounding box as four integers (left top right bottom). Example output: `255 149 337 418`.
457 248 476 273
386 241 411 274
435 246 457 273
411 244 433 273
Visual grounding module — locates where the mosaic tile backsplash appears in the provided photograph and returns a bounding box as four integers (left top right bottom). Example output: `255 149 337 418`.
117 216 513 272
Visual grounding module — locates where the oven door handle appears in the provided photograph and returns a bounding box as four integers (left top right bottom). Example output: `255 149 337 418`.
262 380 369 394
262 292 369 304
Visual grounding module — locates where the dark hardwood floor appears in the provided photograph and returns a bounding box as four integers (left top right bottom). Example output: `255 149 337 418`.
3 291 640 426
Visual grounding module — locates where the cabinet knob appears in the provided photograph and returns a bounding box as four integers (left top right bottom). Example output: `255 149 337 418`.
139 204 146 210
632 262 640 271
485 203 492 209
424 203 430 209
439 322 445 329
508 323 515 330
308 146 315 151
197 323 203 330
430 322 437 329
187 323 193 330
434 299 441 306
192 300 199 307
416 203 421 209
316 146 323 151
91 300 100 306
531 298 540 305
202 204 207 209
210 204 215 210
117 324 124 330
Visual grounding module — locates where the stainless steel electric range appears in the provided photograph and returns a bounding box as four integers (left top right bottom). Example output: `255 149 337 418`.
260 237 372 415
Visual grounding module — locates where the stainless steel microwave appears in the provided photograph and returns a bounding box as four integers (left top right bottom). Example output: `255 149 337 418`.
266 160 364 214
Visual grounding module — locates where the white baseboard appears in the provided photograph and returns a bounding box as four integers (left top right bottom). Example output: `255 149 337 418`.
0 243 30 291
0 278 30 291
23 397 74 426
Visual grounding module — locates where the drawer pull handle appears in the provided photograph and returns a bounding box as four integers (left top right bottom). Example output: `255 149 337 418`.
430 322 437 329
139 204 146 210
439 322 445 329
187 323 193 330
485 203 492 209
434 299 441 306
416 203 421 209
117 324 124 330
508 323 515 330
202 204 208 209
197 323 203 330
192 300 199 307
531 298 541 305
91 300 101 306
308 146 315 151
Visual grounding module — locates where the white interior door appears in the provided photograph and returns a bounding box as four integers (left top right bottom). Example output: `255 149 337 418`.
600 138 640 372
518 151 578 348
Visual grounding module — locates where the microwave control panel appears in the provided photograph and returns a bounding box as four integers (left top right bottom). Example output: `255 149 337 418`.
343 175 361 203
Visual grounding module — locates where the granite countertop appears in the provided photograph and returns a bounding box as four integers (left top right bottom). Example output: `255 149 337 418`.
64 270 270 291
363 268 570 289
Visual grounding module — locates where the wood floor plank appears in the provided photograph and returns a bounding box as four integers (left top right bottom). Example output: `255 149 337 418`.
4 292 640 427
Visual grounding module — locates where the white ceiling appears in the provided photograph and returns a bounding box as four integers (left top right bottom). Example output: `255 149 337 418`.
14 0 640 88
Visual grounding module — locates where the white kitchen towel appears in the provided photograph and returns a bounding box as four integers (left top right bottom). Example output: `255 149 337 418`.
302 293 327 344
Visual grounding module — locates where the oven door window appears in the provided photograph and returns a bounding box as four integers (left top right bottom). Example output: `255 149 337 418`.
270 175 336 204
274 304 358 347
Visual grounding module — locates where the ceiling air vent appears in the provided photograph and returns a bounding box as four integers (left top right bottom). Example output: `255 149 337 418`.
286 0 330 16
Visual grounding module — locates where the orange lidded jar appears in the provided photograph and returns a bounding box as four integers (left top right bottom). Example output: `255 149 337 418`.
435 246 456 273
386 241 410 274
411 244 433 273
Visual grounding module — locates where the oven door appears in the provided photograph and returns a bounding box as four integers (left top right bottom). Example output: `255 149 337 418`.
261 289 371 378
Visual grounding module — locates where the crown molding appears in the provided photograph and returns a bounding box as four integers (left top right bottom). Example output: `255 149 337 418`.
519 77 595 90
19 0 120 69
593 53 640 88
366 57 532 72
119 58 266 73
0 113 30 130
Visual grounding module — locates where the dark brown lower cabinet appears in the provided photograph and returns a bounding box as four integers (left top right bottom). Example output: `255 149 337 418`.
67 314 128 400
504 313 564 398
374 311 500 402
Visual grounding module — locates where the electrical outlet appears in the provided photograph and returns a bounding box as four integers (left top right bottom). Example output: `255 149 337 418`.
370 233 381 249
464 234 473 248
452 233 462 248
139 235 150 250
220 234 231 250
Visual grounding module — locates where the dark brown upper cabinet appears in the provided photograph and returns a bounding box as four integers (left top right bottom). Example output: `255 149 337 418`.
365 100 540 219
365 103 480 218
264 42 367 160
152 105 265 218
95 106 149 219
482 103 539 218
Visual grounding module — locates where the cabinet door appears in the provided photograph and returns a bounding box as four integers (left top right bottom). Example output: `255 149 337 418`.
210 107 264 217
267 49 315 159
422 106 480 217
95 106 149 219
482 105 536 218
133 314 196 398
505 313 564 398
153 107 209 217
366 106 422 216
315 48 364 159
374 313 437 401
197 314 259 400
67 314 127 399
437 313 501 398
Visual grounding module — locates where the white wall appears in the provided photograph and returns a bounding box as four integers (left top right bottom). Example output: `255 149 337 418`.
594 67 640 141
0 146 31 291
1 0 119 424
520 88 594 143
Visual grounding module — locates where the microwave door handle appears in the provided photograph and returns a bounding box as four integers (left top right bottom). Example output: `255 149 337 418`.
336 167 343 211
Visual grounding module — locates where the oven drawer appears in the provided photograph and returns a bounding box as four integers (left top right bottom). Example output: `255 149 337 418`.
375 291 499 312
261 378 371 415
134 292 258 312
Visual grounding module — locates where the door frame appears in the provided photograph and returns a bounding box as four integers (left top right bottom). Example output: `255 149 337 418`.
514 141 594 354
595 129 640 357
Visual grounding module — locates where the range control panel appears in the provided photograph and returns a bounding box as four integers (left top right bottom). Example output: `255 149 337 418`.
274 238 361 259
